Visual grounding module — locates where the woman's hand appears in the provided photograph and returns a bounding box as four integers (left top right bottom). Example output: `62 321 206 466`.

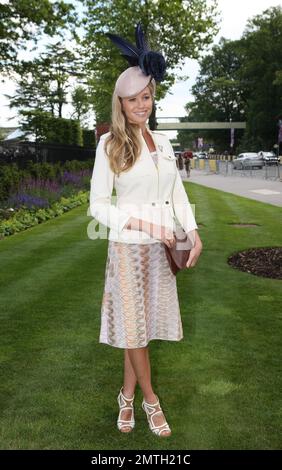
127 218 175 247
186 232 202 268
150 223 176 248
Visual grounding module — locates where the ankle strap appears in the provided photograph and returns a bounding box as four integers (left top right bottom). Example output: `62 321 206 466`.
143 395 159 407
120 387 135 401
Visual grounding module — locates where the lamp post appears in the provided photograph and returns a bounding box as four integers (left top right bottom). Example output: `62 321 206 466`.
278 119 282 157
230 117 234 153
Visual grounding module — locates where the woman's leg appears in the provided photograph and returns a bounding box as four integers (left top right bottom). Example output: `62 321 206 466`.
122 346 171 435
122 348 138 398
124 347 155 401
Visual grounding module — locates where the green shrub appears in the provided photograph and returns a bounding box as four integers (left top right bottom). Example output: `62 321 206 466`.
70 120 83 146
25 161 58 181
0 164 22 203
82 129 96 148
20 110 83 146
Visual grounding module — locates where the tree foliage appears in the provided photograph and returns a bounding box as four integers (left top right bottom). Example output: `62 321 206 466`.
0 0 78 74
177 38 246 150
182 6 282 152
240 6 282 150
71 86 92 125
5 42 85 123
79 0 219 123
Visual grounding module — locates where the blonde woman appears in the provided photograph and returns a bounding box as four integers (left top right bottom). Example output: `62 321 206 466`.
89 23 202 437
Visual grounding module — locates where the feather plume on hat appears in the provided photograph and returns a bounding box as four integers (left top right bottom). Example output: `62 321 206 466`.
106 21 166 83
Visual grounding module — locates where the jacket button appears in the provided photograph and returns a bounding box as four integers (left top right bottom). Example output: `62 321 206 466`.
165 201 169 204
152 202 156 206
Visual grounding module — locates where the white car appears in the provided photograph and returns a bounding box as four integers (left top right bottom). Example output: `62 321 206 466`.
194 152 208 159
258 151 279 165
232 152 264 169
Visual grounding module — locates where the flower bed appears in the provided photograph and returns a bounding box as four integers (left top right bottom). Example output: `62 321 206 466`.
0 190 89 238
0 160 93 238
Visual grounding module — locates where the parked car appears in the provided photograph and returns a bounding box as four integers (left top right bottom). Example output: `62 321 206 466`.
232 152 264 169
194 151 208 159
257 151 280 165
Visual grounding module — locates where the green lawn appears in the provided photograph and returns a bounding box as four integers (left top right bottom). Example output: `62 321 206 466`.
0 182 281 450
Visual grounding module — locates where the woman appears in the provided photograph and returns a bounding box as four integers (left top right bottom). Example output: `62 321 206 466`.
89 23 202 437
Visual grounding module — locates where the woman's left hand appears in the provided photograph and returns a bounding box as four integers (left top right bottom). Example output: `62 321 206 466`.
186 235 203 269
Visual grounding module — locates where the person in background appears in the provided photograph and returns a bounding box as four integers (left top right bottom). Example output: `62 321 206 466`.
178 153 184 171
183 150 193 177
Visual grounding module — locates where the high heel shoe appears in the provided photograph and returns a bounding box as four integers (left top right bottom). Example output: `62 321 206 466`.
142 395 171 437
117 387 135 432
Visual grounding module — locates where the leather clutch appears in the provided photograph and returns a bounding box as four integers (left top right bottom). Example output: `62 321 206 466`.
164 226 192 276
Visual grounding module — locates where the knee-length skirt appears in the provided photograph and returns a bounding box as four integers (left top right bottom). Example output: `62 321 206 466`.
99 241 183 349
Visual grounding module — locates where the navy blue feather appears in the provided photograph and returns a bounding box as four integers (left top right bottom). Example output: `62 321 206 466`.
106 32 139 59
135 21 150 52
121 54 139 66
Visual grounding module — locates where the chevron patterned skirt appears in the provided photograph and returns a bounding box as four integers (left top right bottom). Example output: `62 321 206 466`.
99 241 183 349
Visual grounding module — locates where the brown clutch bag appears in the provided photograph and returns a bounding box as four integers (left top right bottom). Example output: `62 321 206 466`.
164 225 192 276
162 160 194 275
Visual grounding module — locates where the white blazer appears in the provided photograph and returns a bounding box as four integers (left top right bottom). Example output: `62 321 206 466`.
89 125 198 244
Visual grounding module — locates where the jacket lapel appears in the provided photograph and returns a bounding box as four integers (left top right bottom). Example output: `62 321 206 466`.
139 126 165 158
138 126 176 177
138 126 159 171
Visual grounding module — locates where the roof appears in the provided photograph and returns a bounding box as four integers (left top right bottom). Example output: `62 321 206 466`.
4 128 36 142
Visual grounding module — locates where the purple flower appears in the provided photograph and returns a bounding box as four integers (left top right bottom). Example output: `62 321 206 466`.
8 193 49 209
61 171 81 186
61 170 91 188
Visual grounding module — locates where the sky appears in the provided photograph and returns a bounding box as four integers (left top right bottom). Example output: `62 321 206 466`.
1 0 281 133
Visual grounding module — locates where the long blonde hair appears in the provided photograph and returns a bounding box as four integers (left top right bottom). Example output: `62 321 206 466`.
104 80 156 176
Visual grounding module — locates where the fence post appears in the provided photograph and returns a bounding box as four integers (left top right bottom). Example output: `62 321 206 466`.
264 162 267 180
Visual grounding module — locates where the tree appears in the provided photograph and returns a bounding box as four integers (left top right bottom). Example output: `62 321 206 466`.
70 86 93 126
239 6 282 150
180 6 282 152
191 39 246 121
5 42 85 121
0 0 78 75
79 0 219 125
178 38 246 151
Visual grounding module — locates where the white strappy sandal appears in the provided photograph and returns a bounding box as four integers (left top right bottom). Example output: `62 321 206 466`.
142 395 171 437
117 387 135 432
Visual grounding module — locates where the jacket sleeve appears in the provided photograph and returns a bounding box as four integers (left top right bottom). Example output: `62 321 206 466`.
167 140 198 233
89 136 131 232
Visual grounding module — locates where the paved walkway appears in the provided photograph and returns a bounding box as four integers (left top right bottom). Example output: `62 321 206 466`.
181 169 282 207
